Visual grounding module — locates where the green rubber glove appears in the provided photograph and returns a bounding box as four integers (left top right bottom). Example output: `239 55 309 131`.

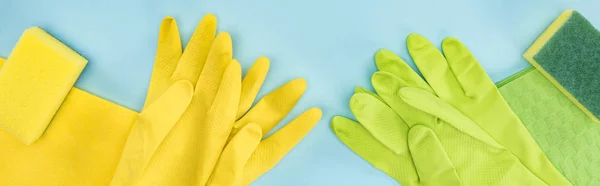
332 81 547 186
400 87 550 185
331 34 570 185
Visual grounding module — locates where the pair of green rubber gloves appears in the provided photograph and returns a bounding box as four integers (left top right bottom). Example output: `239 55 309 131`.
332 34 571 186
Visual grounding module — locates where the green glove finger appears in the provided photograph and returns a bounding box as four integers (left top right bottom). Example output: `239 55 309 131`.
171 14 217 86
354 86 385 103
330 116 417 185
371 71 435 128
442 38 494 99
146 17 183 107
399 87 502 149
408 125 461 186
407 33 463 100
349 93 408 154
375 49 433 93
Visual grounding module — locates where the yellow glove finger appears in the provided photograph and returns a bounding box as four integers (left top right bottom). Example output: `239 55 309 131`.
241 108 322 185
233 78 307 135
171 14 217 86
195 32 232 107
111 80 193 186
209 123 262 186
0 57 5 68
145 17 183 107
237 56 270 119
196 59 242 185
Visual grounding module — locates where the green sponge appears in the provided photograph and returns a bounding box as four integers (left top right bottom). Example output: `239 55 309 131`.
524 10 600 122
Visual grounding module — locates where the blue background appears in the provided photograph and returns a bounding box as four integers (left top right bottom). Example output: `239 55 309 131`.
1 0 599 185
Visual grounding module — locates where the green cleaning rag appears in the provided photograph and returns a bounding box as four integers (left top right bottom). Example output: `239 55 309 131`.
499 67 600 186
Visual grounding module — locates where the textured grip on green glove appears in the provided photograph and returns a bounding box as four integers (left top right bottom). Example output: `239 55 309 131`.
400 87 548 185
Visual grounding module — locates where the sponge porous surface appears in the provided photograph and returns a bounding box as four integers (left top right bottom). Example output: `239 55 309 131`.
532 11 600 121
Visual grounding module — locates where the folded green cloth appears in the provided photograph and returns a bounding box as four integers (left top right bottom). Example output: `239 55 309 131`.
499 67 600 186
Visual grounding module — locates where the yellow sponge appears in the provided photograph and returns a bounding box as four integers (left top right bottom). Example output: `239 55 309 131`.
0 27 87 145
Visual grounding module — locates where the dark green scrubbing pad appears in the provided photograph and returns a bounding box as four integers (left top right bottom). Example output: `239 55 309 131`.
524 10 600 122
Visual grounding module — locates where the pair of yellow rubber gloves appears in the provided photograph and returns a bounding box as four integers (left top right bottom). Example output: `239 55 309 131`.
0 14 321 186
331 34 571 185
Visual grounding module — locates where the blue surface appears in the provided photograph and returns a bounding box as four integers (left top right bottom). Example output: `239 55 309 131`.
1 0 600 185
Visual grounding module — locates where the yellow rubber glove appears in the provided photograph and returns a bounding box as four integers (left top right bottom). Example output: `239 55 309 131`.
207 57 323 185
210 82 322 186
112 15 321 186
110 79 193 185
